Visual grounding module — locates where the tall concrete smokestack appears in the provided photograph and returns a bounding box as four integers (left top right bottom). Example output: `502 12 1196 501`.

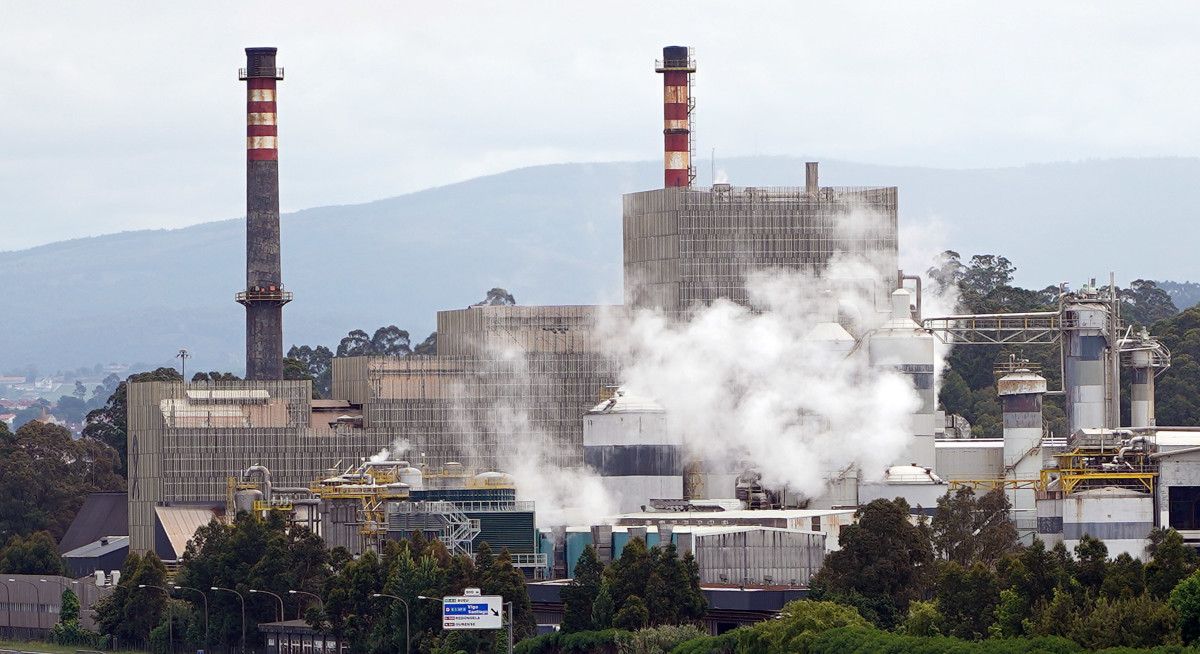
655 46 695 188
236 47 291 380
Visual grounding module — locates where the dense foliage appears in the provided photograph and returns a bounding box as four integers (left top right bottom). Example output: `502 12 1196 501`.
930 251 1182 436
81 366 182 477
0 420 123 541
1151 305 1200 426
0 530 64 575
283 288 514 397
561 539 706 634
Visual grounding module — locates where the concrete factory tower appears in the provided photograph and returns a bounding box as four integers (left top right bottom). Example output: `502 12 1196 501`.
236 47 291 380
655 46 695 187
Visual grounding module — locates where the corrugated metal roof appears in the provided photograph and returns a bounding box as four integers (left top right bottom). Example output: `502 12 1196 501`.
59 492 128 553
63 535 129 559
936 439 1004 449
155 505 220 558
586 389 665 415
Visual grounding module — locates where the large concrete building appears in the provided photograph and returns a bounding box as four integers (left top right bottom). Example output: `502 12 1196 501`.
622 181 898 315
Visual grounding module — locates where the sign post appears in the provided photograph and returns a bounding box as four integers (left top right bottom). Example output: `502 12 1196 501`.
441 594 503 631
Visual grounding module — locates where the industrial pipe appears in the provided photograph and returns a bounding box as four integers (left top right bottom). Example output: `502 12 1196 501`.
243 465 273 502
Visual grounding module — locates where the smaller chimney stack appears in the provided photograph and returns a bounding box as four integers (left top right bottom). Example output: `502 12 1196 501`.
806 162 819 195
655 46 696 188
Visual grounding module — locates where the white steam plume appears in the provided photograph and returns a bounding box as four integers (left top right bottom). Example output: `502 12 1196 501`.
601 267 920 496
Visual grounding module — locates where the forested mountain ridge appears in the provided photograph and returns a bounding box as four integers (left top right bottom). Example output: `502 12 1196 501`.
3 156 1199 374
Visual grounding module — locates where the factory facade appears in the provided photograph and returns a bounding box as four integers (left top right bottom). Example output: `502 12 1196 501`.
110 43 1195 602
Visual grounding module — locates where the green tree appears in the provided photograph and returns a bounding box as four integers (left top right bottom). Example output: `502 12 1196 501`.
931 487 1017 566
0 420 123 540
286 345 334 397
1147 527 1198 599
51 588 99 647
0 530 64 574
561 545 603 632
591 582 614 629
811 498 934 628
935 562 999 640
612 595 649 631
1072 534 1108 596
474 288 517 307
94 551 170 646
484 549 536 640
82 366 182 477
1172 569 1200 644
1100 552 1145 600
605 538 652 617
1070 594 1179 649
901 599 941 637
752 600 869 653
937 369 973 417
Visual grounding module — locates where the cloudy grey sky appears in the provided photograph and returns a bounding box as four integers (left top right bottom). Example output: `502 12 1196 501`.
3 2 1200 250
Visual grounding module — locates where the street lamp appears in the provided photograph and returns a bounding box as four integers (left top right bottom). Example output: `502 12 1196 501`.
173 585 208 651
371 593 410 654
8 579 41 631
287 590 322 619
249 589 284 623
138 584 174 654
211 586 246 654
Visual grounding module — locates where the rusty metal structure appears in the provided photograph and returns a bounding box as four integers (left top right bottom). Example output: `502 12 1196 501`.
237 47 291 380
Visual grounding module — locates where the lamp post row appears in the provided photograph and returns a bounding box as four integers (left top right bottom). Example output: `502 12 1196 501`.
1 580 496 654
1 577 80 634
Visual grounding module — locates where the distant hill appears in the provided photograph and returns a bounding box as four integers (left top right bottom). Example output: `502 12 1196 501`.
2 156 1197 373
1158 281 1200 311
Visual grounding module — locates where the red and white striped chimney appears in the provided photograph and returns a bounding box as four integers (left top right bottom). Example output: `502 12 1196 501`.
655 46 695 188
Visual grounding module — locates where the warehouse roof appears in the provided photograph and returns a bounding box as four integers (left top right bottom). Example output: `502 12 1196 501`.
63 535 128 560
59 492 128 553
586 388 665 415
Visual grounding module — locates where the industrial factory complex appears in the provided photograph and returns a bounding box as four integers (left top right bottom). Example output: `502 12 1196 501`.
14 44 1197 636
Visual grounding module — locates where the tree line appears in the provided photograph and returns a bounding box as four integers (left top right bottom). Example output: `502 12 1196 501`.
929 251 1186 437
284 287 515 397
90 510 538 654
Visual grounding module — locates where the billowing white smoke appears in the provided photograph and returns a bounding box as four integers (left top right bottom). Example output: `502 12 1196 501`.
602 262 921 496
898 214 961 381
487 397 617 527
447 349 617 527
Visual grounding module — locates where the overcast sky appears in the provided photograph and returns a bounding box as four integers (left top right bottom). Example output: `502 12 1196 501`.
4 2 1200 250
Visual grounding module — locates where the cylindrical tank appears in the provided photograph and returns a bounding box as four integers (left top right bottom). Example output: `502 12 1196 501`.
998 365 1047 542
1063 294 1111 433
867 289 936 469
474 471 515 487
1130 349 1156 429
583 388 681 514
399 466 424 490
235 489 263 514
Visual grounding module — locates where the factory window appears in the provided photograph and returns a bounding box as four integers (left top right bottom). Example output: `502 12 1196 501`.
1169 486 1200 531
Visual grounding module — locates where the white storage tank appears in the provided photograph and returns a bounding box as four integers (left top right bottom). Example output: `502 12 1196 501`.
583 389 682 513
1062 487 1154 560
867 288 937 469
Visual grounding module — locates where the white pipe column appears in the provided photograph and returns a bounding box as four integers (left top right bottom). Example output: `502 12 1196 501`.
998 366 1047 543
1129 350 1156 429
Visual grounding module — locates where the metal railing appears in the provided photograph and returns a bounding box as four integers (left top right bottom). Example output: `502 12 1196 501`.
238 67 285 80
